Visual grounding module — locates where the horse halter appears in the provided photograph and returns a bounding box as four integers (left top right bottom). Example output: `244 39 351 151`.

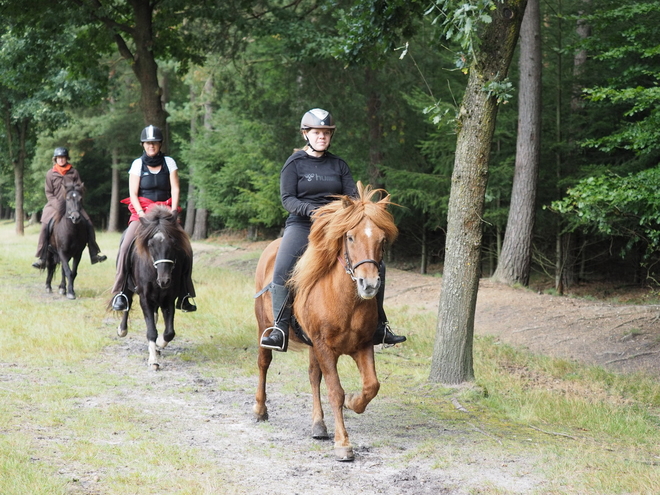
341 234 380 282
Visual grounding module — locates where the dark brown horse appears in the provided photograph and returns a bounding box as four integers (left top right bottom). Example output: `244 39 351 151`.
45 181 88 299
254 183 398 461
116 206 193 370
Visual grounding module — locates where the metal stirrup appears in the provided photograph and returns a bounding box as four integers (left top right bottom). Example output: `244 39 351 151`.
260 326 286 351
112 292 129 312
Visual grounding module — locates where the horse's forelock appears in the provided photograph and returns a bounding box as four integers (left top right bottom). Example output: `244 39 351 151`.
135 206 192 258
291 185 397 300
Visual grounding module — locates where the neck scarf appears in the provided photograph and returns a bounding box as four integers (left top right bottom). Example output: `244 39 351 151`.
141 151 165 168
53 163 72 176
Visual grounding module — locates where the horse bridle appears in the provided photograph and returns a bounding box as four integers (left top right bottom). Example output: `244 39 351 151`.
341 234 380 282
152 258 175 269
66 191 81 221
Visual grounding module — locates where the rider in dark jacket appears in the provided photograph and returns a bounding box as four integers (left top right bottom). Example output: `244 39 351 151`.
260 108 406 352
32 147 106 269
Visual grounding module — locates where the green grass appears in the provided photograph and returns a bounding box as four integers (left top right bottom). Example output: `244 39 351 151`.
3 219 660 493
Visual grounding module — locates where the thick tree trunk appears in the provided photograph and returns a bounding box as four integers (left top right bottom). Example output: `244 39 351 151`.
492 0 541 286
192 209 208 241
430 0 527 384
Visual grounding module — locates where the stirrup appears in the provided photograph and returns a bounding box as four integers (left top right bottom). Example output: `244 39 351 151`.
375 322 406 347
179 294 197 312
260 326 288 352
112 292 129 312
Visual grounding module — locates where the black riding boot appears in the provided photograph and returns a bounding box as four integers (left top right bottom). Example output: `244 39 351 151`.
84 218 106 264
372 261 406 346
260 283 292 352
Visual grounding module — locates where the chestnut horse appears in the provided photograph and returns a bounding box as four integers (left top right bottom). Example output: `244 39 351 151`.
116 206 193 370
254 183 398 461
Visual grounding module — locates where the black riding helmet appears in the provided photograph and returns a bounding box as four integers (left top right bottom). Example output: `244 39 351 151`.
53 147 69 158
300 108 335 152
140 125 163 143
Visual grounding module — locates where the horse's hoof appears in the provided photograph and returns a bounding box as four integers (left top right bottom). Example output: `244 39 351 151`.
45 288 52 293
334 446 354 462
156 336 168 348
58 288 65 295
117 327 128 338
150 363 160 371
67 293 76 300
312 422 329 439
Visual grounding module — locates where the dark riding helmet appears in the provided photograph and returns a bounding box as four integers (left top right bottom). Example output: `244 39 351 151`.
53 147 69 158
300 108 336 131
140 125 163 143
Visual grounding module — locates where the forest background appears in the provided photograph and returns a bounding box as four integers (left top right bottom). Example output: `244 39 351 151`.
2 0 660 294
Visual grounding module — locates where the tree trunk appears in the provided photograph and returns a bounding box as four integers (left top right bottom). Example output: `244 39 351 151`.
108 147 120 232
13 119 28 236
85 0 166 128
430 0 527 385
189 76 214 241
365 67 384 189
492 0 541 286
192 209 208 241
185 86 197 236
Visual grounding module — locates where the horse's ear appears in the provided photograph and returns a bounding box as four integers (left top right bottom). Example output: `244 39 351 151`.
341 196 352 208
139 216 149 228
171 209 178 223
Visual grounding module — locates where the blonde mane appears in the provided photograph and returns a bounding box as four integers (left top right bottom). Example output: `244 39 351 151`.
290 182 398 303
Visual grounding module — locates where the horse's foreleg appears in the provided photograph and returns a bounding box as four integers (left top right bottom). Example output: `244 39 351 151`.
313 346 353 462
344 346 380 414
59 256 76 299
140 299 160 370
254 346 272 422
117 291 133 338
68 255 82 299
308 349 328 439
157 302 176 348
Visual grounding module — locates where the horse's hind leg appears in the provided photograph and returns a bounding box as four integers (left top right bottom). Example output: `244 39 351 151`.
254 346 272 422
45 262 55 293
308 349 329 439
344 346 380 414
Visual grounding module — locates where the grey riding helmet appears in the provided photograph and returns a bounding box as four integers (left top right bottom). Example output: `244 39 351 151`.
300 108 336 131
53 147 69 158
140 125 163 143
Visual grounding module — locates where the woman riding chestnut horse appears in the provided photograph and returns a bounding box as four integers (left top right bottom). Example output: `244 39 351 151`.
259 108 406 352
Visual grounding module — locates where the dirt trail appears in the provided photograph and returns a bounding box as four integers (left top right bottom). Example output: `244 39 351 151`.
384 269 660 377
68 240 658 494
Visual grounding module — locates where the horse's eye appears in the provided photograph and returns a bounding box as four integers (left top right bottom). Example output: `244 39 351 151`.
347 235 354 243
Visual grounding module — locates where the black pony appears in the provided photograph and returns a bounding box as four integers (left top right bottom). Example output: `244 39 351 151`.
44 181 88 299
116 205 193 370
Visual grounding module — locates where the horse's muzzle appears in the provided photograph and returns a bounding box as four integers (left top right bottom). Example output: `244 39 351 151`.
68 212 81 224
356 277 380 299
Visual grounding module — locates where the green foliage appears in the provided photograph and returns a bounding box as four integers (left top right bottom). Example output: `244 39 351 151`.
551 167 660 256
577 1 660 154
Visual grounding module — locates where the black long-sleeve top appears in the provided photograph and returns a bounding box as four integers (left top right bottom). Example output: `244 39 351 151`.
280 150 357 221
